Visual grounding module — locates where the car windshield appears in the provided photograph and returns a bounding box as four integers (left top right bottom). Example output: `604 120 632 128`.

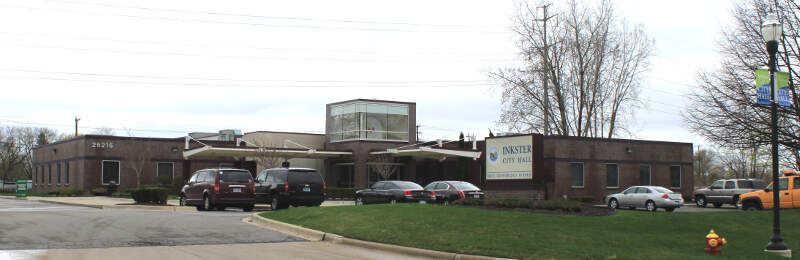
219 171 251 183
393 182 423 190
650 187 673 193
453 182 480 190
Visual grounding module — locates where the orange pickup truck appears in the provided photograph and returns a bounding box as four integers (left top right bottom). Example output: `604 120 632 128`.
739 171 800 210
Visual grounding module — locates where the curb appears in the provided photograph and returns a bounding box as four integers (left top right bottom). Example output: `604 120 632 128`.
32 198 195 211
249 213 512 260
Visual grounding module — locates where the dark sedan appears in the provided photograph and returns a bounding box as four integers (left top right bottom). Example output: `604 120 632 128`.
424 181 484 205
355 181 436 205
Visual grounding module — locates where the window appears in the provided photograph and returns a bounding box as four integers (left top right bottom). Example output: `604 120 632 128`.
424 182 437 190
767 179 789 191
257 171 267 183
623 187 637 194
34 167 38 185
328 101 409 142
724 181 735 189
606 164 619 188
710 180 724 189
102 160 120 185
188 172 199 183
56 163 61 185
48 164 52 185
639 165 651 185
669 166 681 188
795 179 800 189
65 162 69 185
571 163 584 188
371 182 386 190
636 187 651 193
40 166 44 184
157 162 174 178
453 182 479 190
738 180 753 189
435 183 449 190
220 170 252 183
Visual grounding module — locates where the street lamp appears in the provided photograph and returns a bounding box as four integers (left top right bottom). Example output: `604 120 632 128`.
761 12 790 256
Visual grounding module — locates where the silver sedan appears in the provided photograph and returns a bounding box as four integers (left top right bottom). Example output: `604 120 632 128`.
604 186 684 212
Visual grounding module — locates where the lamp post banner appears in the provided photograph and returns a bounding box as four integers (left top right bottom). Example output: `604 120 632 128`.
756 69 791 106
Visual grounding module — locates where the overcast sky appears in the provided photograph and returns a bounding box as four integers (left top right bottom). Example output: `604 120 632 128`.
0 0 733 147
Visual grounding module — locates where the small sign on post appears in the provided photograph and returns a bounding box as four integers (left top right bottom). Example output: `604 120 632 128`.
16 180 27 198
755 69 791 107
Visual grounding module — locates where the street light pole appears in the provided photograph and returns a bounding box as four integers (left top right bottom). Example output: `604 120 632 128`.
762 13 789 255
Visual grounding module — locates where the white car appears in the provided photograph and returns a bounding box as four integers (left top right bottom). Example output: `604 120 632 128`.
604 186 684 212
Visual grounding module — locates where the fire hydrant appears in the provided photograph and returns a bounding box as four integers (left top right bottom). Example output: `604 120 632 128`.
705 229 727 255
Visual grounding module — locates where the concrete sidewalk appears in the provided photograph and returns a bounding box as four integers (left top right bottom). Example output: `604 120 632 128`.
0 196 354 211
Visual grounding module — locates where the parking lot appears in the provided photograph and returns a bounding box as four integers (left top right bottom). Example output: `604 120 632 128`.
0 198 420 260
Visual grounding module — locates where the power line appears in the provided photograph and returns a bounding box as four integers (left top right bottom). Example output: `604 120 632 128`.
0 3 510 34
0 42 514 63
0 68 492 84
0 75 494 89
0 31 518 56
40 0 508 29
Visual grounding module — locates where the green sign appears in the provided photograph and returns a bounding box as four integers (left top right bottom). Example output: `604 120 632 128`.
755 69 791 106
16 180 27 198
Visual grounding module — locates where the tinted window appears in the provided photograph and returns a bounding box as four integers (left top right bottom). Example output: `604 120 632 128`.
639 165 651 185
571 163 584 187
435 183 448 190
372 182 386 190
273 171 288 183
288 170 323 184
651 187 673 193
738 180 754 189
669 166 681 188
606 164 619 187
220 170 252 183
724 181 735 189
102 161 120 184
394 182 423 190
453 182 479 190
157 162 173 178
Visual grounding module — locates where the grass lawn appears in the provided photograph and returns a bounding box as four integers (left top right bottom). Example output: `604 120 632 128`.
261 204 800 259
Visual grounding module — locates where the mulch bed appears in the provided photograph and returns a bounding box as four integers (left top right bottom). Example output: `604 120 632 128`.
455 203 615 216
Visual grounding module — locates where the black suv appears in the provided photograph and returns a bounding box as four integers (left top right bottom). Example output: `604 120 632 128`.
255 168 326 210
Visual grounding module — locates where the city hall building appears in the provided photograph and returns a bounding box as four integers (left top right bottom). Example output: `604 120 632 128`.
32 99 694 201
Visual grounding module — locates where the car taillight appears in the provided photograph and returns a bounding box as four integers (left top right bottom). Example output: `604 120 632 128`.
430 191 436 198
661 194 669 199
323 182 327 194
284 182 289 192
458 190 465 198
214 183 220 193
251 184 255 193
404 190 412 197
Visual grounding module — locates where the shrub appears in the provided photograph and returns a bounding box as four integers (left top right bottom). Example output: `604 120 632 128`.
487 198 532 209
326 187 359 200
90 188 107 196
566 196 595 203
47 188 86 197
111 192 130 198
129 187 168 205
452 198 485 206
155 176 173 187
533 199 582 212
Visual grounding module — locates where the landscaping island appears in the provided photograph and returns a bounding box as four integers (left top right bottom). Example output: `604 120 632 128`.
261 203 800 259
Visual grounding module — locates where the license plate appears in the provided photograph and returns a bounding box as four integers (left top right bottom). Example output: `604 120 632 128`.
233 188 241 193
473 194 479 198
303 187 311 192
419 200 426 204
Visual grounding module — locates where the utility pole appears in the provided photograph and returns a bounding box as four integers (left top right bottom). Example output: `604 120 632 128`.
415 125 421 143
535 4 556 136
74 116 80 136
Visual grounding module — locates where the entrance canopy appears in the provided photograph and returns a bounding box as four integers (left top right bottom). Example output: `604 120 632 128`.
370 146 481 161
183 146 352 159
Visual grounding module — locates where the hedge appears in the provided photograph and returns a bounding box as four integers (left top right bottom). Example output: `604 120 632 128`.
533 199 582 212
129 187 168 205
326 187 359 200
452 198 582 212
566 196 595 203
47 188 86 197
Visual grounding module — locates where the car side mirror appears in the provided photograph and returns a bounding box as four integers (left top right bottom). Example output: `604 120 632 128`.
764 188 770 192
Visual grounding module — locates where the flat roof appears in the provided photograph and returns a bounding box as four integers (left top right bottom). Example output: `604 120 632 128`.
370 146 481 160
183 146 352 160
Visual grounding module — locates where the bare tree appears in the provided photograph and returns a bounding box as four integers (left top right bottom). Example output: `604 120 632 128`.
685 0 800 169
125 145 150 188
251 140 285 170
490 0 653 138
694 148 721 187
0 127 25 181
368 154 398 181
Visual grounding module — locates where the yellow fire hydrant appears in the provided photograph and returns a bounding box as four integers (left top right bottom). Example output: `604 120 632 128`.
705 229 727 255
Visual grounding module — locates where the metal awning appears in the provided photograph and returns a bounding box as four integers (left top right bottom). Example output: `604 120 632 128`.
370 146 481 161
183 146 352 159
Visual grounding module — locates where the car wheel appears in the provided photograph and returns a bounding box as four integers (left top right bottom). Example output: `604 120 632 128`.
203 195 212 211
695 196 707 208
216 206 226 211
179 195 185 206
442 200 450 206
195 205 204 211
665 208 675 212
608 198 619 209
242 205 254 212
390 198 397 204
271 198 280 211
713 203 722 208
355 196 364 206
742 201 759 211
646 200 657 212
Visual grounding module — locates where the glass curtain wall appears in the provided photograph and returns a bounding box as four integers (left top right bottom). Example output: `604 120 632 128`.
329 101 409 142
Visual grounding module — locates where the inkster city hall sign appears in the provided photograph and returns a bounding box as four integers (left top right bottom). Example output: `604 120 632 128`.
486 135 533 180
